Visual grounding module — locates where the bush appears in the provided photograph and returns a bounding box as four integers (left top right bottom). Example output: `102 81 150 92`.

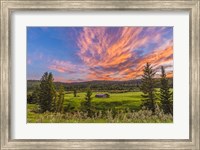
28 107 173 123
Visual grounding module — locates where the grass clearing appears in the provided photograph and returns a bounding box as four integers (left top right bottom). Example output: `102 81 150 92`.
63 91 143 112
27 90 173 123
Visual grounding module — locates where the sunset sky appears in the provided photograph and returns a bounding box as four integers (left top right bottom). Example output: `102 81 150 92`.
27 27 173 82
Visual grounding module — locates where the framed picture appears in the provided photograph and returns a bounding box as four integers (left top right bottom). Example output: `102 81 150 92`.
1 0 199 149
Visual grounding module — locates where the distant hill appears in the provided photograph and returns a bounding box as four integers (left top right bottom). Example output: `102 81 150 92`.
27 78 173 92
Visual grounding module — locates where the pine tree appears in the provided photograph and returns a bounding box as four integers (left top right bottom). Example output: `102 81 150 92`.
27 94 33 104
84 86 93 117
27 86 40 104
56 85 65 112
160 66 173 115
52 92 57 112
140 63 156 112
38 72 56 113
32 86 40 104
73 89 77 97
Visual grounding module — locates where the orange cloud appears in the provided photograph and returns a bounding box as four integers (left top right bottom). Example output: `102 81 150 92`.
124 44 173 80
28 27 173 82
166 72 173 78
76 27 173 81
77 27 151 68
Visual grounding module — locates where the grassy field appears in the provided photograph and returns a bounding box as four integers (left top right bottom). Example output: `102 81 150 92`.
27 90 173 123
63 91 142 111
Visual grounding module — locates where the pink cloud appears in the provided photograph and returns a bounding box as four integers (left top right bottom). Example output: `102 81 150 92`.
76 27 173 81
48 60 75 73
48 59 88 74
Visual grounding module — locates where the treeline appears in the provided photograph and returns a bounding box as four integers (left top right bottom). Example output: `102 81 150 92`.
27 78 173 93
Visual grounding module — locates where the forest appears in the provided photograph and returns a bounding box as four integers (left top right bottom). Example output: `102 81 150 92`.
27 63 173 123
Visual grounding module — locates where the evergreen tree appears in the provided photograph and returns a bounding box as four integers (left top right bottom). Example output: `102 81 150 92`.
84 86 93 117
73 89 77 97
56 85 65 112
27 86 40 104
27 94 33 104
32 86 40 104
160 66 173 115
38 72 56 113
52 92 57 112
140 63 156 112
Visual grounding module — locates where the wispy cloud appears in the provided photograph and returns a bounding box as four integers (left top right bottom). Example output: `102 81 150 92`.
76 27 173 81
48 59 88 74
121 42 173 80
48 60 76 73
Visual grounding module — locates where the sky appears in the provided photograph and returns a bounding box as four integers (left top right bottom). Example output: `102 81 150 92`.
27 27 173 83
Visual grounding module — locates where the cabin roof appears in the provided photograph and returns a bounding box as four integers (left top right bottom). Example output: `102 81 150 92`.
95 94 107 96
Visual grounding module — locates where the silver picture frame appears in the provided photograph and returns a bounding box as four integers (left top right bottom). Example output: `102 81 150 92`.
0 0 199 149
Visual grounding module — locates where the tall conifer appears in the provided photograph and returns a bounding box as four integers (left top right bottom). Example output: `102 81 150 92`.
140 63 156 112
38 72 56 112
57 85 65 112
160 66 173 115
85 86 93 117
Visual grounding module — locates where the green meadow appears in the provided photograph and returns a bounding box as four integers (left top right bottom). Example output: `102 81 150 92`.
27 90 173 123
64 91 142 111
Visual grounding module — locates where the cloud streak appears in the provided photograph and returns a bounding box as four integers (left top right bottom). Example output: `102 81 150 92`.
76 27 173 81
48 59 88 74
48 60 77 73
